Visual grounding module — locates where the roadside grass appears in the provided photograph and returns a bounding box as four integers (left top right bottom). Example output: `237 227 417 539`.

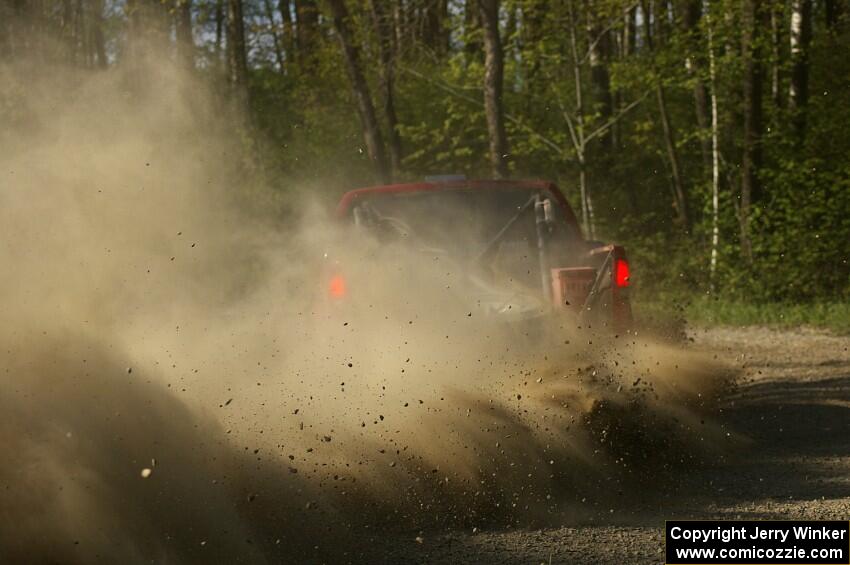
635 298 850 335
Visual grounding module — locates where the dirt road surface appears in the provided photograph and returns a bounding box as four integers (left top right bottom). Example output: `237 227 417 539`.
380 326 850 564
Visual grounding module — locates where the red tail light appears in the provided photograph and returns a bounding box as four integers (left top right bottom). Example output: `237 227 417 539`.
328 274 347 298
614 258 630 288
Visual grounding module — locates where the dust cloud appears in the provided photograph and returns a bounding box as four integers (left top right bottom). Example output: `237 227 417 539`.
0 56 734 563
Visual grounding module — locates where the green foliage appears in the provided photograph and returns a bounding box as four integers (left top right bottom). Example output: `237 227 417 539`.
397 57 491 177
6 0 848 310
752 159 850 301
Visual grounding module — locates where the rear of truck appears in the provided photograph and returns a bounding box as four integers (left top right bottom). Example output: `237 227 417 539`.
325 179 632 333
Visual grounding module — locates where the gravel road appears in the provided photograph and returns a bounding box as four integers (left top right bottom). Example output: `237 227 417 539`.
378 326 850 564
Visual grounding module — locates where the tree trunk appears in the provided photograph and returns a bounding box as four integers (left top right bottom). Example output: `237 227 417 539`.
61 0 74 61
639 0 652 52
680 0 711 175
586 2 612 150
825 0 841 32
279 0 294 63
769 1 782 109
226 0 248 89
370 0 402 177
393 1 407 49
505 3 517 52
131 0 170 48
789 0 811 137
124 0 141 65
75 0 85 65
740 0 765 261
90 0 107 68
613 5 636 152
423 0 449 55
225 0 249 111
642 0 688 229
624 4 636 55
691 77 711 174
521 0 545 114
566 0 593 238
478 0 509 178
464 0 481 63
707 3 720 286
262 0 285 71
215 0 225 69
327 0 390 182
656 84 689 229
175 0 194 67
295 0 318 62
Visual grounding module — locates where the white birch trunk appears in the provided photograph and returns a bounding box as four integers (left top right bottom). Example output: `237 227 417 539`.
789 0 804 104
706 2 720 286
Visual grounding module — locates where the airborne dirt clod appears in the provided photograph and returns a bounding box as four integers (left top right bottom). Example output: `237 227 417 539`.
1 59 736 563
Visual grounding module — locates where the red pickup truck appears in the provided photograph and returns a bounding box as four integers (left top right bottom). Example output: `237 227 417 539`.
324 177 632 333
